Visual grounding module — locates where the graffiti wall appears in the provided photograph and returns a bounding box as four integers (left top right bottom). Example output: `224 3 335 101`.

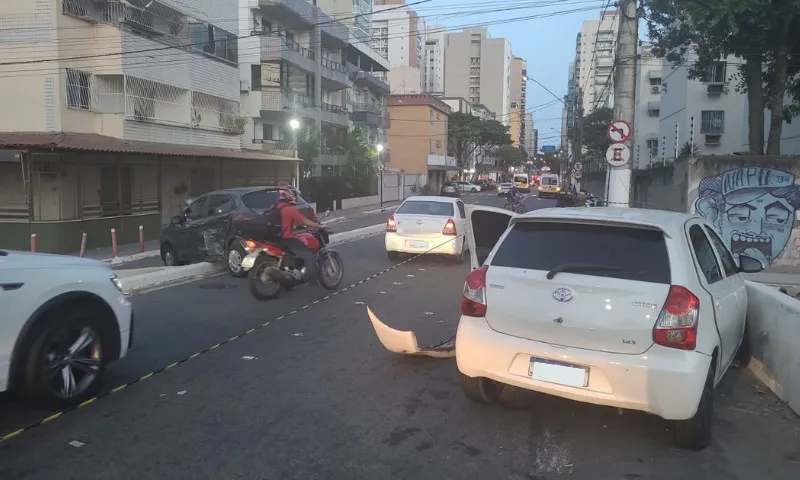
688 160 800 268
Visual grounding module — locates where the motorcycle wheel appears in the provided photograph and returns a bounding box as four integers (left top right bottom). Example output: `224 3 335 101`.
318 250 344 290
248 256 283 301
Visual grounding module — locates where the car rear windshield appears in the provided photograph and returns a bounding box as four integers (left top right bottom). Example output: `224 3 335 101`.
542 177 558 185
490 221 671 284
513 176 528 182
397 200 454 216
241 190 279 210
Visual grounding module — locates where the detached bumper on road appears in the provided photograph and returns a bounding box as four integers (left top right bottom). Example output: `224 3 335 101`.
455 315 710 420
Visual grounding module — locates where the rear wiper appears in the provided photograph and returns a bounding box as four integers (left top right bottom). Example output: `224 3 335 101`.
546 263 621 280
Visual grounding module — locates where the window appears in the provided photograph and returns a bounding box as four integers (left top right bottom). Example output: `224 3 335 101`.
251 65 262 90
456 201 466 218
186 197 208 220
241 190 279 210
704 226 738 276
206 194 235 216
491 222 672 284
66 68 90 110
703 62 726 83
689 225 723 284
647 139 659 157
396 200 454 216
649 77 661 86
701 110 724 134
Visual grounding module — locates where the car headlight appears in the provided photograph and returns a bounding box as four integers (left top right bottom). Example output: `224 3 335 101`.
110 274 124 293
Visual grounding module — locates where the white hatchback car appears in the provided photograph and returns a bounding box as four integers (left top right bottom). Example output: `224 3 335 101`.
457 206 763 450
0 250 134 404
385 196 468 263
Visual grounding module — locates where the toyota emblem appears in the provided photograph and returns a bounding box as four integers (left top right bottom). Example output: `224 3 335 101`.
552 287 574 302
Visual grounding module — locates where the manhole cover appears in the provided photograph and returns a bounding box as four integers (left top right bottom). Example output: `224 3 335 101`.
198 283 237 290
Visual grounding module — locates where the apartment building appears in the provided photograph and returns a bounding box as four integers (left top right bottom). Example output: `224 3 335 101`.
509 56 527 148
632 43 664 169
0 0 292 253
575 10 619 115
525 112 535 155
423 25 446 94
316 0 373 43
443 27 512 125
385 94 455 191
372 0 426 91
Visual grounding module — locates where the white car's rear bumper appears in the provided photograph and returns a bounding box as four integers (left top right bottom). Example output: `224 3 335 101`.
385 232 461 255
455 315 711 420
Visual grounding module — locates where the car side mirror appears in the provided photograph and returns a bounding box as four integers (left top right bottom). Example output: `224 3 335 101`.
738 254 765 273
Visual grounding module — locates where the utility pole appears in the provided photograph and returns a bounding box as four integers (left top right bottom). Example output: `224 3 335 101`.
573 87 584 187
607 0 638 207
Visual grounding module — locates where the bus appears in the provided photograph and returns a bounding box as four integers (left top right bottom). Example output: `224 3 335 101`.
512 173 531 192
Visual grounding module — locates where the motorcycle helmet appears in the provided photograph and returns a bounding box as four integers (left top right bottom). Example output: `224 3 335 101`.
278 187 297 206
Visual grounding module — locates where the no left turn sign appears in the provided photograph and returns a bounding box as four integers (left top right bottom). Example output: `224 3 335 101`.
607 120 632 143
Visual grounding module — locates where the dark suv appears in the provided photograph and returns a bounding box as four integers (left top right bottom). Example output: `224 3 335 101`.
160 186 315 277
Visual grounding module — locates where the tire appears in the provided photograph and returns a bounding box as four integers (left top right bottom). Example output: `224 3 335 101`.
226 242 247 278
318 250 345 290
248 256 283 301
18 307 111 406
673 365 715 450
471 188 478 192
460 374 504 403
387 250 401 261
450 243 466 264
161 243 180 266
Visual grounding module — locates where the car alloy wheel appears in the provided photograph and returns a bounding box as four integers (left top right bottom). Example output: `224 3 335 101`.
43 326 103 401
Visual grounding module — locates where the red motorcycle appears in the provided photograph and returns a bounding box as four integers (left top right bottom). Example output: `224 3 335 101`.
241 225 344 300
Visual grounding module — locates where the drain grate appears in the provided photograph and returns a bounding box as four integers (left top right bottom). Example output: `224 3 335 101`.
198 283 237 290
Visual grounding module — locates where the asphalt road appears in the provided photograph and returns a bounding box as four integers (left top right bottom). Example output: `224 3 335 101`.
2 193 799 479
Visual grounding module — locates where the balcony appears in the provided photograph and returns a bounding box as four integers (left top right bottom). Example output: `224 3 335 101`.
596 57 613 67
250 139 295 157
260 35 316 73
259 0 315 27
347 63 390 94
319 102 349 126
261 89 315 116
427 154 458 170
320 58 350 90
318 145 346 166
350 103 390 128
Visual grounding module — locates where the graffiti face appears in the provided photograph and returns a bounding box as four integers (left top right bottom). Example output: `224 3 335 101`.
694 167 800 266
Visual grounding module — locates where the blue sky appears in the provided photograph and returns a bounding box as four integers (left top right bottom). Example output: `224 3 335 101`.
420 0 608 150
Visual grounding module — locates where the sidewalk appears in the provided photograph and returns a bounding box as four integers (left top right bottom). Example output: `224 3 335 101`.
73 200 401 263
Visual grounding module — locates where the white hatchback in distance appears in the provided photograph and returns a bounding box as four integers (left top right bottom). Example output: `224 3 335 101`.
385 196 468 263
457 206 763 450
0 250 134 405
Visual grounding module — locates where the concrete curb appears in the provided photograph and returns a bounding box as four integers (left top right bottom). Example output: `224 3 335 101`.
119 223 385 294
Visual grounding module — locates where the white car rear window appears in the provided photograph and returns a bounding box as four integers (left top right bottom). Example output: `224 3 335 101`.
397 201 454 216
490 222 671 284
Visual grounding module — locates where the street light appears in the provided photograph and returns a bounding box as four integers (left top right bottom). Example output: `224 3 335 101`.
289 118 300 186
376 143 384 153
376 143 385 206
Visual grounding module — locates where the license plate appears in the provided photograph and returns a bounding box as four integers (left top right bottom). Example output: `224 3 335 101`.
528 358 588 388
408 240 429 249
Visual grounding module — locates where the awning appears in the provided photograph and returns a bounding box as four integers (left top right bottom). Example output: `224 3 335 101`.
0 132 298 162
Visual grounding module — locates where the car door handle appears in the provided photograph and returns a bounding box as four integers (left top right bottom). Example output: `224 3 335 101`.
1 283 24 291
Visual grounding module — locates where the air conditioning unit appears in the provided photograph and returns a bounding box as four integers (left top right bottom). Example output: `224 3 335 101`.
240 80 249 92
250 30 263 36
650 85 660 94
706 83 724 96
704 134 721 145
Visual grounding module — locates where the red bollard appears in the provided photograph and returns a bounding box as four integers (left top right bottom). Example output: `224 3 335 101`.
30 233 36 252
79 233 87 257
138 225 144 253
111 228 118 258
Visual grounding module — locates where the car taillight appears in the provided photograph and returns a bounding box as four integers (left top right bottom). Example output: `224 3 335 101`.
386 215 397 232
244 239 257 252
442 218 456 236
461 266 488 317
653 285 700 350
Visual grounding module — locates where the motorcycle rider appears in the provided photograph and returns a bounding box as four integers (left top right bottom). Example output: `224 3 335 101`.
277 188 325 285
506 184 522 210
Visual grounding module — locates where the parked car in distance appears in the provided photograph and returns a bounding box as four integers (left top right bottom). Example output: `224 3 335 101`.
477 180 496 191
454 181 481 193
0 250 134 404
160 186 316 277
458 206 764 450
385 196 468 263
440 182 461 198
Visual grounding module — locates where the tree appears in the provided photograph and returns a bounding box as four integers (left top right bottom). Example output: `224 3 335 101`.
494 145 526 171
448 113 512 168
581 107 612 161
642 0 800 154
297 123 320 178
343 126 376 177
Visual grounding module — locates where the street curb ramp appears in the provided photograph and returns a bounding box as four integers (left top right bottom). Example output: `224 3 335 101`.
118 223 386 294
